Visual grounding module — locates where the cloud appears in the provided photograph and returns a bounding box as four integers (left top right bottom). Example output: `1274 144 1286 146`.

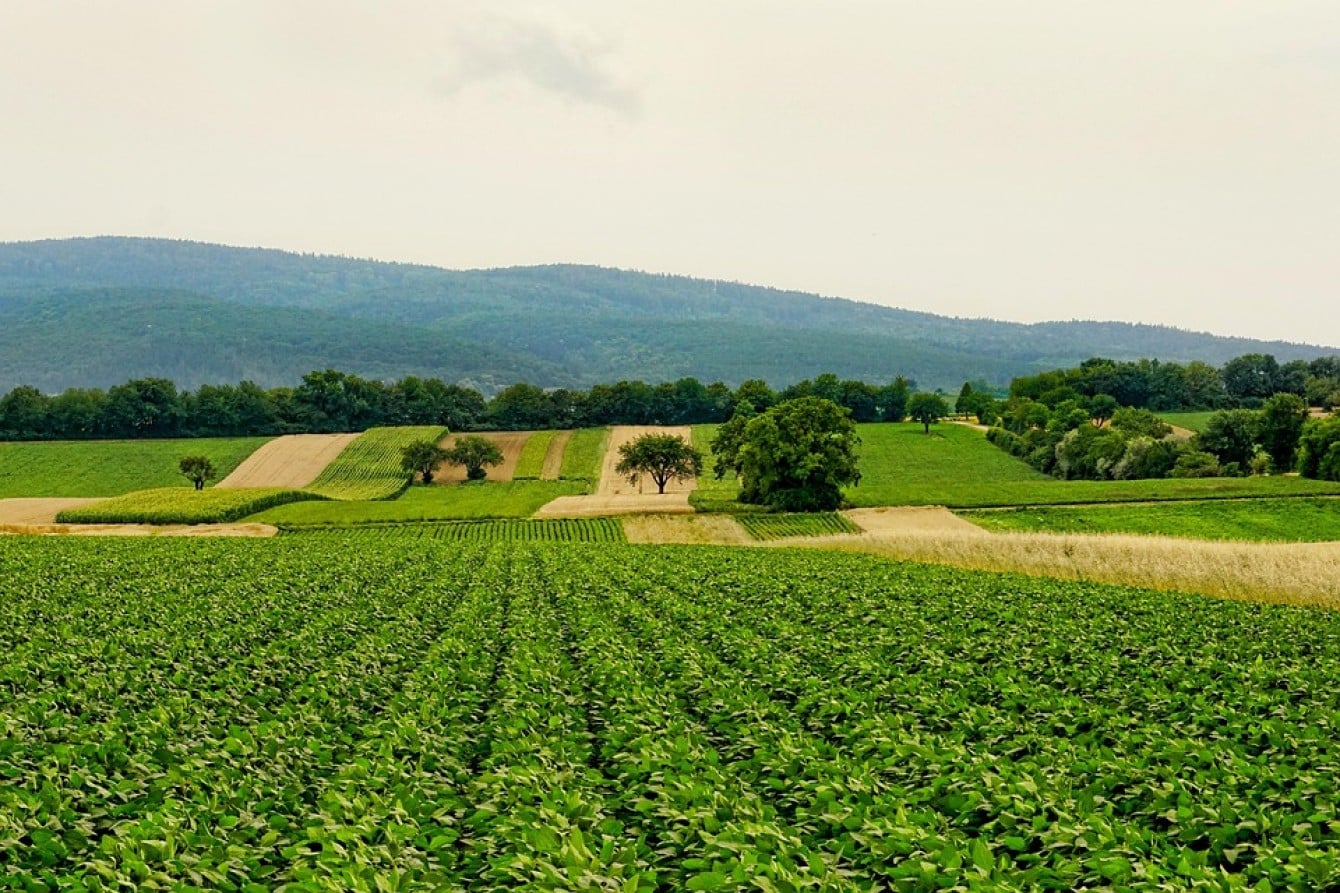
436 13 641 116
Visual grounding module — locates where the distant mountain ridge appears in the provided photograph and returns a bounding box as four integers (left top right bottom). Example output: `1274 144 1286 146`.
0 236 1332 394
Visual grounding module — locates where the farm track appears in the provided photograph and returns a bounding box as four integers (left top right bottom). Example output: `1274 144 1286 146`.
216 433 358 489
539 429 572 480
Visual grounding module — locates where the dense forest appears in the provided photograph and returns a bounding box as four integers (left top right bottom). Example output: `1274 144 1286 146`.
1 237 1335 394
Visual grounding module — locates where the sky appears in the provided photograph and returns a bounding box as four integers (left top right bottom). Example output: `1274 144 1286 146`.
3 1 1338 347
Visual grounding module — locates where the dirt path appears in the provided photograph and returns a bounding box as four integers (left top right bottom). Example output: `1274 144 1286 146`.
540 430 572 480
434 431 531 483
0 522 278 538
217 434 358 489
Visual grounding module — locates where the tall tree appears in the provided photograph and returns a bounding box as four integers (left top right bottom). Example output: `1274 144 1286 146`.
614 433 703 494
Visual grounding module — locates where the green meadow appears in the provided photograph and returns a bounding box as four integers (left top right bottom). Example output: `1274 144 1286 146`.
0 437 270 498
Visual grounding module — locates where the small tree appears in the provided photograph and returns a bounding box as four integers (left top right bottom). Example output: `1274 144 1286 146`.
616 433 704 494
443 435 504 481
1087 394 1119 427
179 455 215 491
400 439 448 485
907 392 949 434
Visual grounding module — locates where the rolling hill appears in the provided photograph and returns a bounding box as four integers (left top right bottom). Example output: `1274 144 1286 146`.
0 236 1333 393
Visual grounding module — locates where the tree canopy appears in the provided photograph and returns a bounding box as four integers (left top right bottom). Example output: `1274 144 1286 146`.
178 455 216 491
614 433 704 494
400 440 449 485
726 397 861 511
442 436 504 481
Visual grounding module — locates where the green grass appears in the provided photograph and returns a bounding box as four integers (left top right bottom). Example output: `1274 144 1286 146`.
252 479 587 526
55 487 321 524
0 437 270 498
283 517 626 543
558 427 609 489
737 512 859 540
962 496 1340 542
305 426 446 500
512 430 556 479
1158 411 1218 433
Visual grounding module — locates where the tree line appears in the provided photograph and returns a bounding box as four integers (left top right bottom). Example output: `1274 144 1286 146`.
0 369 919 441
979 354 1340 483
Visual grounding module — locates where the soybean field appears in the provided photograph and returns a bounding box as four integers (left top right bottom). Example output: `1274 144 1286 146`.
2 536 1338 890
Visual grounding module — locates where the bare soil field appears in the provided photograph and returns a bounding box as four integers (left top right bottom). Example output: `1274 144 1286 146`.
541 430 573 480
0 522 277 538
217 434 359 489
434 432 531 484
0 498 103 525
844 506 987 536
597 426 697 496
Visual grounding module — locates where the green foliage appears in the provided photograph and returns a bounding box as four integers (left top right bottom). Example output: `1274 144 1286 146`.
615 432 703 494
557 427 609 487
733 397 861 510
1197 409 1261 469
252 480 588 525
907 392 950 433
512 429 557 479
400 439 449 484
1169 450 1221 478
285 517 625 543
308 426 446 499
4 536 1340 888
443 434 505 481
965 497 1340 542
1297 416 1340 481
177 455 216 491
1257 392 1309 471
55 486 320 524
1087 393 1119 426
736 512 860 540
0 437 268 498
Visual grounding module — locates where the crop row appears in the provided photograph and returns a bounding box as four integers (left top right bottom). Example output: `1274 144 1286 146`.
306 425 447 500
736 512 861 540
1 536 1337 889
54 486 321 524
284 518 626 543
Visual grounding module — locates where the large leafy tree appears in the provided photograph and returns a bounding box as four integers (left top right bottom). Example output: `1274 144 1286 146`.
614 433 703 494
443 435 504 481
1197 409 1261 471
400 439 449 485
729 396 861 511
1257 393 1309 471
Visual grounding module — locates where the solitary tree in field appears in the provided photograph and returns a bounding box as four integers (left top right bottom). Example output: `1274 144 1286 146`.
717 397 860 510
616 433 703 494
443 435 504 481
400 440 449 484
179 455 216 491
907 392 949 434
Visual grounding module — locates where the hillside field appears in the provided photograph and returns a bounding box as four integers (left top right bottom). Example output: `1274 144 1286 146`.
252 480 587 526
3 535 1337 889
963 497 1340 542
0 437 269 498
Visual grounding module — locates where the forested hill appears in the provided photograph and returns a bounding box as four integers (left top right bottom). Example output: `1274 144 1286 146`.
0 236 1332 394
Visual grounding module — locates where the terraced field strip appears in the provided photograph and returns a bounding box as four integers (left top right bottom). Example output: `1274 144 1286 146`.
5 535 1338 889
285 517 625 543
55 487 321 524
434 431 531 483
306 425 446 500
540 429 572 480
737 512 860 540
216 433 359 488
0 437 270 498
512 430 556 479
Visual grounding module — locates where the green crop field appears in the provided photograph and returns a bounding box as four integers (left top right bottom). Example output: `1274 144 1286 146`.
305 426 446 500
0 437 269 498
557 427 609 487
2 535 1337 889
1159 411 1218 433
251 479 587 526
513 429 557 479
963 496 1340 542
737 512 860 540
285 517 625 543
55 487 322 525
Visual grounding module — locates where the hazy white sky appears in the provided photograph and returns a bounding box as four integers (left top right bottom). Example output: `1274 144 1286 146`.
3 2 1338 346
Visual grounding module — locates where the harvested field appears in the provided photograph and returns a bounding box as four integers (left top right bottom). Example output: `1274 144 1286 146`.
0 522 277 538
534 492 693 518
540 430 572 480
434 432 531 483
0 497 103 525
844 505 988 535
622 513 752 545
216 434 359 489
